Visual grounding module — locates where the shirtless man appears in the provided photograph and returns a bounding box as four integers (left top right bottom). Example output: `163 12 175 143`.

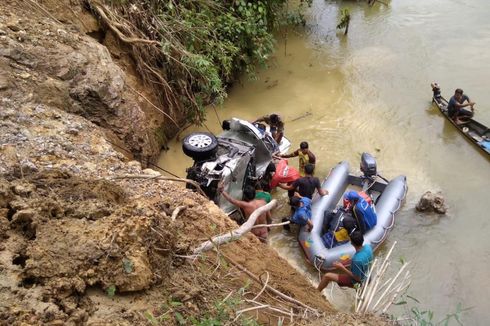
219 185 269 243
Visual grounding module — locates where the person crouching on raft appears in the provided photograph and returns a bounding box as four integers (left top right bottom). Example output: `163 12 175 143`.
342 191 377 235
317 230 373 290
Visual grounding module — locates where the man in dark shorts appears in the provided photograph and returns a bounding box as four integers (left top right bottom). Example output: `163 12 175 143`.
278 141 316 176
253 113 284 144
447 88 475 123
317 230 373 291
278 164 328 199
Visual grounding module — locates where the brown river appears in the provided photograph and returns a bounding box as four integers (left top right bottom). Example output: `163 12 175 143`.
158 0 490 323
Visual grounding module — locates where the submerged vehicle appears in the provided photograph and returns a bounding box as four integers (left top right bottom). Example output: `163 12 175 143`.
431 83 490 156
183 118 291 218
298 153 407 270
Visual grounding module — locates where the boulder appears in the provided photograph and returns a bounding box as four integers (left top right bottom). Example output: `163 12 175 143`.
416 191 447 214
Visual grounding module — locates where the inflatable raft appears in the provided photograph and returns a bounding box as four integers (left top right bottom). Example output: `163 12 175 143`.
298 154 407 270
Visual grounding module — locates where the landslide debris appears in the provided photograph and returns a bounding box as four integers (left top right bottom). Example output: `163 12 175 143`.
0 95 333 324
0 0 165 165
0 1 394 325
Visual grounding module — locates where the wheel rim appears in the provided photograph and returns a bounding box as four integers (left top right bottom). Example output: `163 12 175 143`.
188 134 213 148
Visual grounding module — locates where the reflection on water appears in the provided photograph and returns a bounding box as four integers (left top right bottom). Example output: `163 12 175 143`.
158 0 490 323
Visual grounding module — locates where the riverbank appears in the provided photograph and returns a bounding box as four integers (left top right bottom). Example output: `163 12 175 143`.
0 0 395 324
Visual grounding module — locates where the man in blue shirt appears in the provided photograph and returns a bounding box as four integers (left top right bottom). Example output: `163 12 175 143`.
446 88 475 122
288 194 313 232
342 191 377 235
317 231 373 290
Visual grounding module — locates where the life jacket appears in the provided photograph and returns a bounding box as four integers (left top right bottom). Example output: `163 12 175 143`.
344 191 377 231
358 191 373 205
270 159 301 188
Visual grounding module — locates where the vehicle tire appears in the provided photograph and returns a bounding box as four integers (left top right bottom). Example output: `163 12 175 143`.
182 132 218 161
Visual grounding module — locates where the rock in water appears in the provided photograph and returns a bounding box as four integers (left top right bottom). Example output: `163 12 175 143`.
432 193 447 214
416 191 447 214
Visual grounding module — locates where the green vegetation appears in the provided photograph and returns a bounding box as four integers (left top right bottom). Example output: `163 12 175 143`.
87 0 309 125
143 282 259 325
393 295 471 325
336 8 350 35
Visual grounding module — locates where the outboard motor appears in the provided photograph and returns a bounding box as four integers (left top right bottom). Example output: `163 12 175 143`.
360 152 377 178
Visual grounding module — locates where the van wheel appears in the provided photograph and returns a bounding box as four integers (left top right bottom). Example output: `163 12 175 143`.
182 132 218 161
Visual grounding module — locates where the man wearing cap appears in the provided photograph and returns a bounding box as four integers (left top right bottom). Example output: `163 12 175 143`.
278 141 316 176
447 88 475 123
288 194 314 232
342 191 377 235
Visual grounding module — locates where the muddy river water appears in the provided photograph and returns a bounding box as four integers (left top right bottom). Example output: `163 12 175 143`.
158 0 490 323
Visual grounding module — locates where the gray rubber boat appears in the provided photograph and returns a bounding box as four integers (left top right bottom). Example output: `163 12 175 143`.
298 155 407 270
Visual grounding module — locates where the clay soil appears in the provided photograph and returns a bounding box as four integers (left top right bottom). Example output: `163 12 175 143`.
0 0 394 325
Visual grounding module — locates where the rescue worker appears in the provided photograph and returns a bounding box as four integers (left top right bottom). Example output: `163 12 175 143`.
342 191 377 235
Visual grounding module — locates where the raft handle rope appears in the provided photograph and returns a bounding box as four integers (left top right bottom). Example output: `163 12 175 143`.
314 255 326 282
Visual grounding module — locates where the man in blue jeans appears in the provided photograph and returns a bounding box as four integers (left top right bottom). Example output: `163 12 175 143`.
317 230 373 291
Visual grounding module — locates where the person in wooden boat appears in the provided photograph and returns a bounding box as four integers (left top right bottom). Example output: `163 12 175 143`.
253 113 285 143
288 194 314 232
342 191 377 235
317 230 373 291
218 184 269 243
277 163 328 199
447 88 476 123
277 141 317 176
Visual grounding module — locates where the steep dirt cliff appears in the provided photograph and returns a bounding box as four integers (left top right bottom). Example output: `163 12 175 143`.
0 0 171 166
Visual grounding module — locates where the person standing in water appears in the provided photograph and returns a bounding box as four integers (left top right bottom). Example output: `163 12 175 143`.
253 113 285 144
278 141 316 176
219 184 269 243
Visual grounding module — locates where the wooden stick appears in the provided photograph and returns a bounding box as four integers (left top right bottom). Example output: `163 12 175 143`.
220 252 321 316
358 241 397 312
193 200 277 254
252 272 270 301
235 304 270 315
369 262 410 313
251 221 290 229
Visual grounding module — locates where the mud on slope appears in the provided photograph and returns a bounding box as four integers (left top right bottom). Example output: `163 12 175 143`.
0 1 393 325
0 56 338 325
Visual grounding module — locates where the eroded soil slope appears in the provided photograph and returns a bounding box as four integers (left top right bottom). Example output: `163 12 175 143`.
0 0 169 165
0 1 393 325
